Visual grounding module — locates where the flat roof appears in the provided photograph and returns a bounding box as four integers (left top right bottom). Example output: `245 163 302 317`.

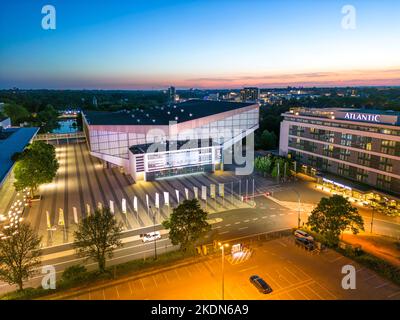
0 127 39 185
83 100 255 126
129 139 220 155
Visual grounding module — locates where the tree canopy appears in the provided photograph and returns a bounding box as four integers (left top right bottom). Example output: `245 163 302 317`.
13 141 59 197
307 195 364 246
162 199 211 252
0 223 42 291
73 207 123 273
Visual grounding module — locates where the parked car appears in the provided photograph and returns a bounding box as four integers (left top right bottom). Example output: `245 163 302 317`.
249 275 273 294
295 237 314 250
294 229 314 241
142 231 161 242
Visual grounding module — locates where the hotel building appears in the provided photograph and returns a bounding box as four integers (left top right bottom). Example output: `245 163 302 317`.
279 108 400 195
82 100 259 182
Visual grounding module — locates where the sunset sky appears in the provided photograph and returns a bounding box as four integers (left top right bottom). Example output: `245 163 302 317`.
0 0 399 89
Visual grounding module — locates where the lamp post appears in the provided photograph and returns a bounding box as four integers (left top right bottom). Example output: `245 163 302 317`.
218 242 229 300
149 206 157 260
370 207 375 233
292 189 301 228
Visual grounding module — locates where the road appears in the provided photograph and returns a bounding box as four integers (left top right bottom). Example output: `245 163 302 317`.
1 181 400 295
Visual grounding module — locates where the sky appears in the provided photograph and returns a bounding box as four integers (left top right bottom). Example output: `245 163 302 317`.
0 0 399 89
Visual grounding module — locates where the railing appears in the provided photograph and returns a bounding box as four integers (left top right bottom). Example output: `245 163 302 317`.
34 132 86 141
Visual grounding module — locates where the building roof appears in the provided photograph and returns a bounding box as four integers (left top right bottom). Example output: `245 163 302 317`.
129 139 220 155
83 100 255 126
0 127 39 186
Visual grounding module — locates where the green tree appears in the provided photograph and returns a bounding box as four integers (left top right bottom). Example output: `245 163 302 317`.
0 223 42 291
35 104 60 133
259 130 277 150
3 103 30 125
13 141 59 197
162 199 211 252
307 195 364 246
73 207 123 273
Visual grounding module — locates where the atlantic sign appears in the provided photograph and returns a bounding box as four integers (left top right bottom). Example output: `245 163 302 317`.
334 111 399 125
344 113 381 122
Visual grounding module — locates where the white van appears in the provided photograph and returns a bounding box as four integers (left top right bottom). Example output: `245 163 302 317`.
294 229 314 241
142 231 161 242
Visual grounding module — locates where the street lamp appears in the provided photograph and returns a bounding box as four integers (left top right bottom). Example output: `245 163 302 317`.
291 189 301 228
149 206 157 260
370 207 375 233
218 242 229 300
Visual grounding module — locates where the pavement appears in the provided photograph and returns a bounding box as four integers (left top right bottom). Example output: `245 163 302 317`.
46 236 400 300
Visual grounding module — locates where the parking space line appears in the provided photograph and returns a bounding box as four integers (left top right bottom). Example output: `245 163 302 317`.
387 291 400 298
313 282 338 299
244 219 250 222
139 279 145 290
225 224 231 227
294 288 310 300
262 216 267 219
252 218 258 221
102 289 106 300
306 284 325 300
128 281 133 295
270 215 276 217
234 221 240 224
220 231 229 234
115 286 120 299
375 282 389 289
238 227 248 231
214 225 222 229
284 267 303 282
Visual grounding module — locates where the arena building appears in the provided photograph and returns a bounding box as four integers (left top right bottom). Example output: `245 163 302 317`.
82 100 259 181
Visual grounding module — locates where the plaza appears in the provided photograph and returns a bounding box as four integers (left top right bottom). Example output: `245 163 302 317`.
1 142 277 247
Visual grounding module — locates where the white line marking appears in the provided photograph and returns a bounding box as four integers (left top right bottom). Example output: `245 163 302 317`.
234 222 240 225
238 227 248 231
220 231 229 234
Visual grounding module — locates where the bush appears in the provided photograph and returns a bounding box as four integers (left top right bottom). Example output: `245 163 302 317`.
61 265 88 284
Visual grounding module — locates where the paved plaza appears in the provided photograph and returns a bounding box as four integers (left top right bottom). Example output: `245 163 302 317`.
0 142 280 247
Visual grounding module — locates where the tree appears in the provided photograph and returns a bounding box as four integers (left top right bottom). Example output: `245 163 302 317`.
162 199 211 252
35 104 60 133
73 207 123 273
0 223 42 291
13 141 59 197
307 195 364 246
3 103 30 125
259 130 277 150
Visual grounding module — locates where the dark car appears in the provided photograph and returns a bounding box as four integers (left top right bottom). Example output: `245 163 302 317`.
295 237 314 250
249 275 273 294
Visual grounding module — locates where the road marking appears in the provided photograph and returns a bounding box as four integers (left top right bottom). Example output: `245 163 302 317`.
214 226 222 229
225 224 231 227
278 241 287 247
288 212 294 215
262 216 267 219
234 221 241 225
270 208 276 210
375 282 389 289
128 281 133 295
270 215 276 217
239 265 259 273
244 219 250 222
387 291 400 298
238 227 248 231
279 213 284 216
252 218 258 221
220 231 229 234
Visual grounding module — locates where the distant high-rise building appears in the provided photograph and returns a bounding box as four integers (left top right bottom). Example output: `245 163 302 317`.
240 87 259 102
168 86 176 102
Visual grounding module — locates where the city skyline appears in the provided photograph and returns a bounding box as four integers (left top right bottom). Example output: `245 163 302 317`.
0 0 400 89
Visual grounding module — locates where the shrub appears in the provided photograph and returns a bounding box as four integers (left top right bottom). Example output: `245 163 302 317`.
61 265 88 284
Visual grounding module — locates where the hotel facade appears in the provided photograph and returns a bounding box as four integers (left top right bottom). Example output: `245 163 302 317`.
279 108 400 195
83 100 259 182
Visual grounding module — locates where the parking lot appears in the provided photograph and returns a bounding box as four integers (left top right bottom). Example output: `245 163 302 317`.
62 236 400 300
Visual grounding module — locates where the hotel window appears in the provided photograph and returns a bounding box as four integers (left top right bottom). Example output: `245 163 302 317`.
380 140 396 156
339 148 351 161
379 157 393 172
356 168 368 183
357 152 371 166
377 174 392 190
340 134 352 147
338 163 350 176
